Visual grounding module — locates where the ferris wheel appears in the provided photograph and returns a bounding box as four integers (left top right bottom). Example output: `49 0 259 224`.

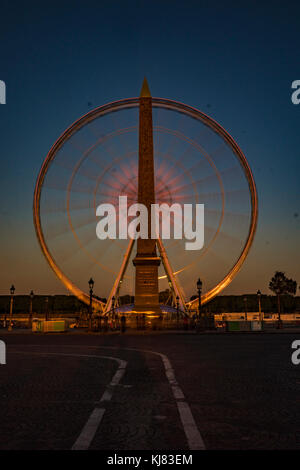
33 94 258 314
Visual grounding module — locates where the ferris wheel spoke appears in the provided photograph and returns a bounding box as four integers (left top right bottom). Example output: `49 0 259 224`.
46 233 93 265
158 125 218 179
53 155 106 184
45 210 129 264
42 211 100 241
84 148 113 172
112 110 137 156
117 164 138 194
167 165 240 197
43 219 73 240
60 241 117 276
94 182 136 203
95 192 136 208
153 108 161 154
204 223 245 245
169 240 238 281
94 159 137 196
42 190 135 215
156 112 187 165
216 229 246 247
155 150 203 194
43 179 94 195
153 127 185 181
157 192 215 204
155 143 229 196
206 208 250 223
42 198 89 214
43 170 132 197
84 126 137 169
155 156 186 194
83 134 121 170
98 134 130 167
157 187 248 205
155 159 178 188
202 246 235 271
90 154 137 197
68 133 92 155
146 209 247 260
155 157 210 196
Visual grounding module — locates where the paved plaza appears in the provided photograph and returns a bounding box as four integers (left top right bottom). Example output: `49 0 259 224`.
0 331 299 450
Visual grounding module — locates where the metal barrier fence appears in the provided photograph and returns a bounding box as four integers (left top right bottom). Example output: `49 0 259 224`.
1 314 299 332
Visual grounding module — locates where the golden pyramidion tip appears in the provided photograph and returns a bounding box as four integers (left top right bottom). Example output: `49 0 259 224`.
140 77 151 97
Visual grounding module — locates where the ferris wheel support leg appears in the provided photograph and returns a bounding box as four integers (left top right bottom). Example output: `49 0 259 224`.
104 239 135 314
157 237 187 312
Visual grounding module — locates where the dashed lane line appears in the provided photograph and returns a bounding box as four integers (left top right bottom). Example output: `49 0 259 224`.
10 351 127 450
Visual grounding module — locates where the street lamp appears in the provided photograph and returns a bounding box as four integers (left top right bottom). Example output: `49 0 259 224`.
45 296 49 321
88 278 94 331
276 293 282 329
176 295 179 328
29 290 34 328
112 296 115 314
197 278 202 320
112 296 116 329
243 296 248 321
8 284 15 331
257 290 262 322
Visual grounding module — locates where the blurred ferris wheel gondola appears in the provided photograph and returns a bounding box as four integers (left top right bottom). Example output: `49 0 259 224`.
33 95 258 313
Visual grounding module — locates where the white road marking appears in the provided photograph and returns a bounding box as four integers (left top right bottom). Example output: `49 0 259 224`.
72 354 127 450
11 351 127 451
96 346 206 450
72 408 106 450
12 345 205 449
177 401 205 450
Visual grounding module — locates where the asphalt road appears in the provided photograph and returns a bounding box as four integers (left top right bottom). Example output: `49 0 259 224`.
0 331 299 450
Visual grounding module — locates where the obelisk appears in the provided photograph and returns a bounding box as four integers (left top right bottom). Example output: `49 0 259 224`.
132 78 161 314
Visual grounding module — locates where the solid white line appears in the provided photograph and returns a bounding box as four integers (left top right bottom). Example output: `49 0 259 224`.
72 408 106 450
177 401 205 450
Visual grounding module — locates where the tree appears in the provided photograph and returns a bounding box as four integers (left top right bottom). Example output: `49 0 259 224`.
269 271 297 316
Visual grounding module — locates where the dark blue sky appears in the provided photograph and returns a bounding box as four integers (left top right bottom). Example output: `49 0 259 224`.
0 0 299 295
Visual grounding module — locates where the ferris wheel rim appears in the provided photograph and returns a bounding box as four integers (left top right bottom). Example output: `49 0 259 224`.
33 97 258 308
